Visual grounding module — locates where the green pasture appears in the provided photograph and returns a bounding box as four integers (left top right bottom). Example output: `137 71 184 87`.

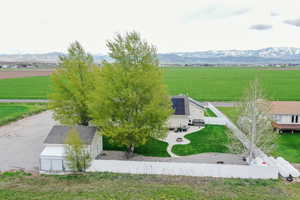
1 67 300 100
0 103 47 126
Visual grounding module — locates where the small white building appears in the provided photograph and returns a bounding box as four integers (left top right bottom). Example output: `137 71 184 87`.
40 125 102 173
167 95 191 129
271 101 300 133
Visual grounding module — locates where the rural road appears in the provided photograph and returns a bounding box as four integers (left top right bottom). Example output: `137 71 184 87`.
0 99 237 106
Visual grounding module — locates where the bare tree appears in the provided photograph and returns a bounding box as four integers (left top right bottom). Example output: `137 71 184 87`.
237 79 278 164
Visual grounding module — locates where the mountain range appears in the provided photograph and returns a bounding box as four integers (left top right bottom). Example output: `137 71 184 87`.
1 47 300 65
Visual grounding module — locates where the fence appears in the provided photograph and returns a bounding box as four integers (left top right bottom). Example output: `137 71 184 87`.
88 160 278 179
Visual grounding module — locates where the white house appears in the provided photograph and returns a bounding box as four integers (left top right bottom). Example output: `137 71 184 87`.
40 125 102 173
271 101 300 133
167 95 191 129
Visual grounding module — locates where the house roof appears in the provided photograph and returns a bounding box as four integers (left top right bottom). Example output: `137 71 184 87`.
44 125 97 145
272 122 300 130
270 101 300 115
171 95 190 115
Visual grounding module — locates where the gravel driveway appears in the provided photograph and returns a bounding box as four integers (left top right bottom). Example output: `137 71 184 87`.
0 111 57 171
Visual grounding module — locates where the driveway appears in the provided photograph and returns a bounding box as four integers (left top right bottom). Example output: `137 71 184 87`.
0 111 57 171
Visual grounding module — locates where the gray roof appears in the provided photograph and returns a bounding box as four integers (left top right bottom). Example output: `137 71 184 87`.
44 125 97 145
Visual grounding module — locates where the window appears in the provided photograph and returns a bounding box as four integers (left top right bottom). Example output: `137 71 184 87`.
291 115 299 123
296 115 299 123
292 115 295 123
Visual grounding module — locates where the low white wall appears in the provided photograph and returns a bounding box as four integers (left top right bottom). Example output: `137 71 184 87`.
88 160 278 179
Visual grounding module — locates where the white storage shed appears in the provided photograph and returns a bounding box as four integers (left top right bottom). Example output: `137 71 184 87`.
40 125 102 174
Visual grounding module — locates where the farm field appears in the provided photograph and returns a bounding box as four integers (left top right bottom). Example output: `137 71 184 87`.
0 171 299 200
0 103 47 126
218 106 300 163
1 67 300 100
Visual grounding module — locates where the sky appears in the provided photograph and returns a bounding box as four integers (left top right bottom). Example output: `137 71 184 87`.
1 0 300 54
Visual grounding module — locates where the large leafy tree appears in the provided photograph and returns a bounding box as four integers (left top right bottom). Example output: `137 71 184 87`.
89 32 171 157
49 41 95 126
106 31 159 66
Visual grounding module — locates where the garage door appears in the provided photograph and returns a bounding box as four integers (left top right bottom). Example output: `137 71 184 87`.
40 159 51 171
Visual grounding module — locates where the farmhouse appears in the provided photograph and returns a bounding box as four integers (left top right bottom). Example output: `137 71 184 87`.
271 101 300 133
40 125 102 173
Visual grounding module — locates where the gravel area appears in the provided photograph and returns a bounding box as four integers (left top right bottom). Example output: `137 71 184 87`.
0 111 57 171
99 151 247 165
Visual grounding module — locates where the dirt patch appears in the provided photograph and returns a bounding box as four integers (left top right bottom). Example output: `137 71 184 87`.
0 70 53 79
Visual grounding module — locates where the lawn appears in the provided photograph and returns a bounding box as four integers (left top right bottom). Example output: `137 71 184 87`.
0 103 47 126
103 136 170 157
218 106 300 163
2 67 300 101
204 108 217 117
172 125 230 156
0 171 299 200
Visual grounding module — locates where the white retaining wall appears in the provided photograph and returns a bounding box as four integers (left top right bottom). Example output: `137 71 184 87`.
88 160 278 179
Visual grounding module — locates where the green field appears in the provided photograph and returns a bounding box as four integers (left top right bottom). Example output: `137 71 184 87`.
172 125 230 155
218 106 300 163
0 76 50 99
0 171 299 200
1 67 300 100
0 103 47 126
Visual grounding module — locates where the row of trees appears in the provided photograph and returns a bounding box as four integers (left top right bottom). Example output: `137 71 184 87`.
49 31 172 165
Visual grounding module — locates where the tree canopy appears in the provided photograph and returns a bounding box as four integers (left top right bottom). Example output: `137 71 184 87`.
106 31 159 66
49 41 95 126
89 32 171 156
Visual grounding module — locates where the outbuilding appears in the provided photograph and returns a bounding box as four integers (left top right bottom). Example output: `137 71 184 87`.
40 125 102 173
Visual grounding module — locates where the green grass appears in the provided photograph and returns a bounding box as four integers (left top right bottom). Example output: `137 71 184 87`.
103 136 170 157
218 106 300 163
2 67 300 100
0 76 50 99
164 67 300 101
172 125 230 156
0 171 299 200
0 103 47 126
272 134 300 163
204 108 217 117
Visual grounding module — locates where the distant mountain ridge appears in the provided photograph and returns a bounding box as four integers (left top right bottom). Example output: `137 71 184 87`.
1 47 300 64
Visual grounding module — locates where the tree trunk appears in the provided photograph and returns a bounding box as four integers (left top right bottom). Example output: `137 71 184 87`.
125 144 134 159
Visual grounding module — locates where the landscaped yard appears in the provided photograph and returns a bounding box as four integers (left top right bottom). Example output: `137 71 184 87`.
2 67 300 101
0 171 299 200
0 103 47 126
103 136 170 157
218 106 300 163
172 125 231 156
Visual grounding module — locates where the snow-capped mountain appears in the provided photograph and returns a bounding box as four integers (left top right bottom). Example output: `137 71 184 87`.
1 47 300 64
158 47 300 64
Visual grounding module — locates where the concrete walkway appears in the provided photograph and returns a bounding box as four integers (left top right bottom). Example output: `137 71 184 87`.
162 127 203 157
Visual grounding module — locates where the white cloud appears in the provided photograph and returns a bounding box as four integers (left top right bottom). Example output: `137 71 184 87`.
0 0 300 54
